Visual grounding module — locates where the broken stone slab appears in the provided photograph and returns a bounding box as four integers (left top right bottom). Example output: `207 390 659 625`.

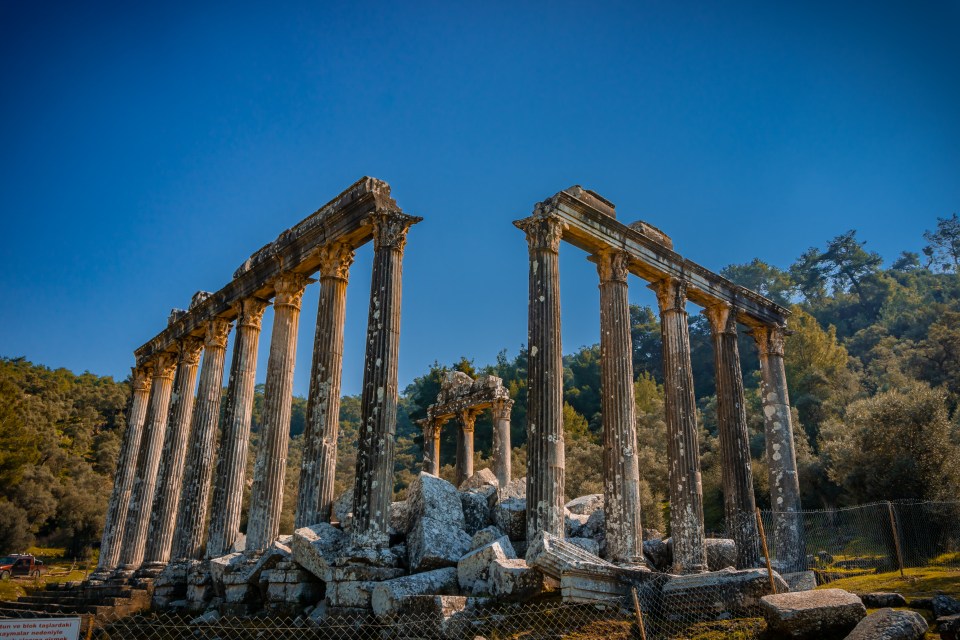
470 526 506 551
661 567 788 620
760 588 866 639
457 536 516 595
407 472 466 531
565 494 604 516
494 498 526 541
290 522 348 581
458 468 499 491
859 592 908 608
370 567 459 619
234 540 291 584
567 537 600 556
844 607 927 640
461 490 491 535
559 562 658 606
783 570 817 592
491 558 547 601
705 538 737 571
209 552 243 586
525 531 615 580
408 516 472 573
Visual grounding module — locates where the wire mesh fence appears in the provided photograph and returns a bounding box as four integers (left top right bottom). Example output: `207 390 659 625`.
1 500 957 640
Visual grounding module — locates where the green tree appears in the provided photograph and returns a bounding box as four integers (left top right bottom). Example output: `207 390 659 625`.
922 213 960 272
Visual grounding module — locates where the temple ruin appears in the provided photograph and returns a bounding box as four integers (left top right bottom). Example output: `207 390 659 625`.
86 180 807 619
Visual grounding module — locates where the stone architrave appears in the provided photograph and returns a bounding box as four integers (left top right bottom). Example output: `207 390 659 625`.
140 337 205 575
752 324 805 572
206 297 268 558
170 318 232 563
351 210 421 546
90 364 154 579
117 351 178 574
651 277 708 573
490 399 513 487
422 419 443 476
515 213 567 542
455 409 479 487
247 272 311 553
705 303 762 569
596 249 643 562
295 243 355 528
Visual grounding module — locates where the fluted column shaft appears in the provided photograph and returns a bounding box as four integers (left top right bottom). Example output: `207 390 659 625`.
117 352 178 573
206 297 268 559
753 324 805 572
598 250 643 562
296 244 354 528
91 365 154 578
247 272 310 553
141 338 204 574
652 277 707 573
422 420 442 475
455 410 478 487
516 214 566 541
705 304 761 569
491 399 513 487
352 211 420 545
170 318 231 562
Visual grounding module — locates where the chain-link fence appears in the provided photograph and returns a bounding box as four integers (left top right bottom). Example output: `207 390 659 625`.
2 501 957 640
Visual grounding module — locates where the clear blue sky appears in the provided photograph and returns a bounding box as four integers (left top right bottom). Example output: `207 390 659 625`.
2 1 958 397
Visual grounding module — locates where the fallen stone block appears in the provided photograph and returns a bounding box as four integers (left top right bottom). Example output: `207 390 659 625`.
567 537 600 556
408 516 472 572
497 476 526 501
525 531 614 580
494 498 526 541
458 536 516 594
565 494 603 516
290 522 348 581
934 595 960 618
236 540 290 584
783 570 817 592
560 562 658 606
470 526 506 551
565 510 589 538
326 580 377 609
491 558 546 601
458 468 499 491
705 538 737 571
407 471 466 531
333 488 354 524
371 567 459 618
939 613 960 640
662 567 788 620
844 607 927 640
582 509 605 539
209 552 243 587
390 500 410 535
642 538 671 572
859 592 908 608
326 564 405 582
461 490 491 535
397 595 492 637
760 588 866 639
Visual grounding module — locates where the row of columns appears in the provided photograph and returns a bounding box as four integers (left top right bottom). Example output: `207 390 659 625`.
520 213 804 573
93 210 418 580
421 398 513 488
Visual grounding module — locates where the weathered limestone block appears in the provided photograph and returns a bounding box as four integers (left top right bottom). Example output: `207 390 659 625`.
567 537 600 556
263 562 324 614
406 472 466 530
490 558 546 601
209 552 243 586
582 509 605 540
152 562 191 609
939 613 960 640
457 536 516 594
497 476 526 501
408 515 472 572
643 538 671 572
326 580 378 609
525 531 614 580
565 494 604 516
458 468 499 491
760 588 866 639
370 567 459 619
494 498 527 541
705 538 737 571
186 567 213 611
565 510 589 538
859 592 908 608
845 608 927 640
783 570 818 592
560 563 630 604
460 490 491 535
933 595 960 618
470 526 506 551
236 540 290 584
390 500 410 536
291 523 348 581
333 489 354 525
661 567 788 620
325 564 405 583
395 595 492 638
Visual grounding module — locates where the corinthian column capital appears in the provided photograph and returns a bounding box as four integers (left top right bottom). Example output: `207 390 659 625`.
367 210 420 252
154 351 179 380
596 249 630 284
233 297 269 331
650 276 688 314
272 272 311 310
491 398 514 421
316 242 355 281
204 317 232 349
458 409 480 433
514 214 567 254
178 336 205 366
131 364 154 392
704 302 737 336
751 324 787 357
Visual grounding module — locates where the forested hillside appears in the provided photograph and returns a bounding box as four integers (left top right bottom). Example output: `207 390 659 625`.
2 215 958 555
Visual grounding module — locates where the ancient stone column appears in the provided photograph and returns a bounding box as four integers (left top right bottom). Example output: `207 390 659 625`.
597 250 643 563
247 272 310 553
170 318 232 563
351 210 420 546
705 303 762 569
752 324 805 573
90 364 154 579
206 297 268 559
651 277 708 573
491 399 513 487
422 419 442 476
116 351 178 575
455 409 479 487
515 214 566 541
140 337 204 575
295 243 355 528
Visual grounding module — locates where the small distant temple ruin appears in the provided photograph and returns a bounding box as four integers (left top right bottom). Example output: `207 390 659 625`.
87 179 805 617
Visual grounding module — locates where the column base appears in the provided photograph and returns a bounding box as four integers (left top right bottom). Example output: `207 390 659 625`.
135 560 168 579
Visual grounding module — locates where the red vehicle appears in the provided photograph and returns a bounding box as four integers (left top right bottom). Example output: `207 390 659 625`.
0 554 44 579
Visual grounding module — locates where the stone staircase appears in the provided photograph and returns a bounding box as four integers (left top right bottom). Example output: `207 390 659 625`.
0 580 153 617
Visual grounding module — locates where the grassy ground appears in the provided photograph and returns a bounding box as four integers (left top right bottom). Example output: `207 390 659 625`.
0 547 91 603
